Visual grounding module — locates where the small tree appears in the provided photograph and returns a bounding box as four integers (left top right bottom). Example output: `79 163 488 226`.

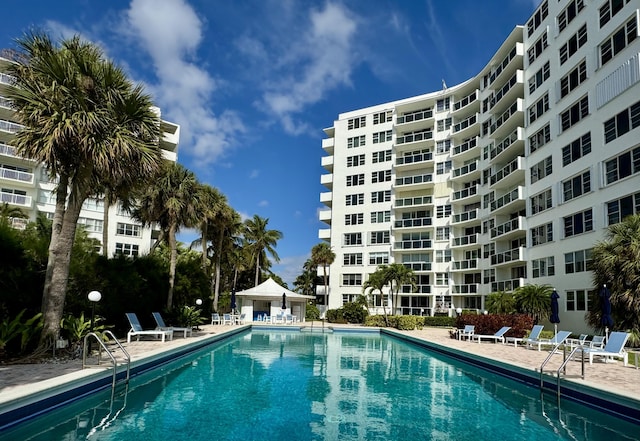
485 291 516 314
513 284 552 324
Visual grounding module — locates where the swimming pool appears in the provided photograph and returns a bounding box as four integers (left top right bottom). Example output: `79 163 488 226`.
1 329 638 440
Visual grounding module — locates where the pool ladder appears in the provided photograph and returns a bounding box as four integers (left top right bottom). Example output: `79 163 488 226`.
83 331 131 397
539 344 585 402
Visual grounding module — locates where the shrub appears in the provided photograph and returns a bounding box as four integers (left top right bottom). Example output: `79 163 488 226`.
305 304 320 320
363 315 386 327
423 316 456 327
342 302 369 324
454 313 534 338
176 305 206 328
326 308 347 324
0 310 42 358
396 315 419 330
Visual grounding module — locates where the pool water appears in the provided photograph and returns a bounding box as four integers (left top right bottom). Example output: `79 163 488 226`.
2 330 637 440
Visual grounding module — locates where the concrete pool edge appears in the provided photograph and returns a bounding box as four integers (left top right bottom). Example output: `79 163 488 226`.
0 326 248 431
383 329 640 425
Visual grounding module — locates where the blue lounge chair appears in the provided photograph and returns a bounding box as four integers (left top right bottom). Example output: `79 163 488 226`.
126 313 172 343
512 325 544 347
582 332 630 366
152 312 192 338
458 325 475 340
528 330 572 351
211 313 221 325
473 326 511 344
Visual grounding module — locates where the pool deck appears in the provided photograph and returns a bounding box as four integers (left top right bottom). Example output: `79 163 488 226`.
1 324 639 411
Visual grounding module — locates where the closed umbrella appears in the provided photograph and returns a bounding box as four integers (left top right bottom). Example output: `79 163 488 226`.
550 289 560 335
600 284 613 342
231 289 237 314
282 293 287 311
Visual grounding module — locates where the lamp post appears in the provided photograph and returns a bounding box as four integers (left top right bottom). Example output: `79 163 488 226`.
195 299 203 330
456 307 462 317
87 290 101 354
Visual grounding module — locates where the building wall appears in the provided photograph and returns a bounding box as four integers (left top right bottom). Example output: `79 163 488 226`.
319 0 640 333
0 55 180 257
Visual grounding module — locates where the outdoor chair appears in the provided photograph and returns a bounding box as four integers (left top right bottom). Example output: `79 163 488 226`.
285 314 294 325
507 325 544 348
566 333 588 349
581 332 630 366
528 330 572 351
473 326 511 344
223 314 233 325
588 335 605 350
458 325 475 341
274 314 284 324
126 312 173 343
152 312 192 338
211 313 221 325
235 313 246 325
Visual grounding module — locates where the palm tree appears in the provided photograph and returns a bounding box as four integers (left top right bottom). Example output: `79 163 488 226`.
311 242 335 307
7 33 163 345
362 269 388 325
589 214 640 338
513 284 553 324
133 163 199 310
294 259 319 297
485 291 516 314
243 215 283 286
382 263 416 315
210 204 242 311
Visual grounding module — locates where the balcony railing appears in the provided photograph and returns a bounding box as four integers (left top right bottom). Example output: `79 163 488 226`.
453 114 477 133
394 217 432 228
396 151 433 166
490 187 523 212
0 142 17 158
489 156 523 186
396 129 433 145
0 72 14 86
453 284 479 294
9 216 28 230
397 108 433 124
0 191 31 207
395 195 432 207
452 259 478 270
489 101 519 136
0 96 12 109
491 216 524 239
452 185 478 201
452 233 478 247
452 137 477 156
490 129 520 160
394 240 432 250
452 209 478 224
484 46 518 88
490 246 525 265
452 160 478 178
0 167 33 183
395 173 433 186
453 91 477 111
0 119 23 134
491 278 523 293
403 262 432 271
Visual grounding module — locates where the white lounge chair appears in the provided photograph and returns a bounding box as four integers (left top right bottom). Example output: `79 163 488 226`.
211 313 221 325
152 312 192 338
528 330 572 351
235 313 246 325
285 314 294 324
274 314 284 324
566 333 588 349
508 324 544 348
126 312 173 343
223 314 233 325
582 332 630 366
473 326 511 344
588 335 605 350
458 325 475 340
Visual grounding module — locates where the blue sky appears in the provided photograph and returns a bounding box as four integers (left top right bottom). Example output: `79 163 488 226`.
1 0 540 286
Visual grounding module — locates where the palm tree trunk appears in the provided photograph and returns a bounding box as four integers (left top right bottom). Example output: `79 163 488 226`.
102 190 112 256
381 290 389 326
201 222 208 269
254 253 260 287
213 228 223 309
323 265 328 306
167 223 177 310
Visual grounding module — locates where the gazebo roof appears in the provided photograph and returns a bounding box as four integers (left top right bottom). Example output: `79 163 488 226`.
234 277 315 300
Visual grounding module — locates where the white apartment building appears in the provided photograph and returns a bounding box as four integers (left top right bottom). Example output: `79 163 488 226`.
319 0 640 332
0 55 180 257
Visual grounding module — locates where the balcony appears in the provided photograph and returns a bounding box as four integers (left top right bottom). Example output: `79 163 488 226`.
0 72 15 87
489 128 524 161
452 91 478 114
396 108 433 131
0 118 23 134
321 155 334 172
490 186 525 215
451 233 478 248
395 173 433 189
393 217 432 229
318 209 331 224
490 216 525 240
395 195 433 208
491 278 524 293
9 216 28 230
322 137 334 154
451 160 479 181
0 96 12 119
452 137 478 161
452 185 479 202
320 191 332 207
0 167 34 185
452 208 479 225
452 113 478 138
403 262 432 272
318 228 331 240
490 246 525 266
395 151 433 170
320 173 333 189
394 239 432 250
488 99 523 140
396 128 433 148
452 284 479 294
0 142 19 159
1 191 32 207
489 156 525 189
451 259 478 271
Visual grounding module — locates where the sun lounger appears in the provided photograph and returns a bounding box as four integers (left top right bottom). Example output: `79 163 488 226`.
588 335 605 350
581 331 630 366
152 312 192 338
235 313 246 325
458 325 475 341
211 313 221 325
473 326 511 344
506 325 544 347
223 314 233 325
528 330 571 351
126 312 173 343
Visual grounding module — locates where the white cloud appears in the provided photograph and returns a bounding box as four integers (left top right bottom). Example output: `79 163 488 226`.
258 200 269 207
123 0 245 167
272 253 310 287
249 169 260 179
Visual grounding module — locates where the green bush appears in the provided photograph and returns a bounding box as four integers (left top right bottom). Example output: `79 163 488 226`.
176 305 206 328
363 315 387 327
326 308 347 324
342 302 369 324
423 316 456 327
305 304 320 320
396 315 419 330
454 313 534 338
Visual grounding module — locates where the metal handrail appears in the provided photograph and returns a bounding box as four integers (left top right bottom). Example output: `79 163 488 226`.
82 332 131 396
556 346 585 401
538 341 566 390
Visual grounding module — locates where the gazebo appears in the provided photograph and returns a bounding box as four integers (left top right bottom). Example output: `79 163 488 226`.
234 278 315 322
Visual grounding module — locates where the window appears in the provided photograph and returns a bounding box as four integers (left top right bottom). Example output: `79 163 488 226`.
528 93 549 124
115 243 139 256
370 231 390 245
342 274 362 286
531 222 553 246
436 205 451 218
436 140 451 154
559 24 587 65
347 135 366 148
558 0 584 33
373 111 392 124
345 213 363 225
343 253 362 266
372 130 392 144
562 170 590 202
559 59 587 98
600 0 630 28
347 116 365 130
600 16 638 66
369 252 389 265
435 273 449 285
606 192 640 225
77 217 104 233
371 210 391 223
436 97 450 112
563 208 593 237
345 193 364 206
371 170 391 183
566 289 591 311
372 150 391 163
530 188 552 215
116 222 141 237
565 249 593 273
346 174 364 186
529 123 550 154
436 161 452 175
435 249 452 263
346 154 365 167
437 118 452 132
371 191 391 203
560 95 589 132
532 256 555 278
530 156 552 183
528 31 548 65
604 100 640 144
344 233 362 246
527 0 548 37
605 145 640 185
562 132 591 166
82 198 104 211
528 61 550 94
436 226 450 240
